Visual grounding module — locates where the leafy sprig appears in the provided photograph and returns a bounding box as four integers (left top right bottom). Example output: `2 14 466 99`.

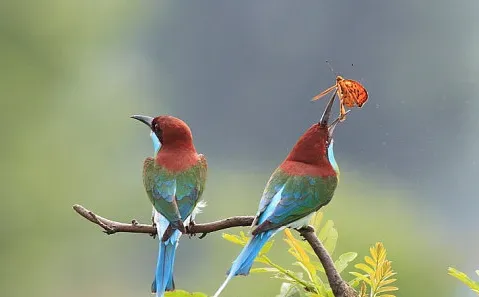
350 242 398 297
222 212 397 297
448 267 479 295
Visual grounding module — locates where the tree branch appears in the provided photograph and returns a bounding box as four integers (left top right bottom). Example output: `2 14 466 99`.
300 229 357 297
72 204 357 297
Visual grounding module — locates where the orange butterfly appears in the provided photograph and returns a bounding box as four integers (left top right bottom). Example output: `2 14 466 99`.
312 76 368 121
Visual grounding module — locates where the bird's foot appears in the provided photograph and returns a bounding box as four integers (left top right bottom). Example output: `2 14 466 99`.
149 221 157 239
186 221 196 238
296 226 315 241
299 225 315 233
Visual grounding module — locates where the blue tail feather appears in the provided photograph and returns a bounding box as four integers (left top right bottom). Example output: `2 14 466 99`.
213 230 275 297
152 229 181 297
234 230 274 275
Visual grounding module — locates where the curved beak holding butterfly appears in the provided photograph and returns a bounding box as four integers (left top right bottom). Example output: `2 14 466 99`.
319 91 349 140
319 89 345 174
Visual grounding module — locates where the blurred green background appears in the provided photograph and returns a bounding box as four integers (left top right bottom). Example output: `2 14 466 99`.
1 1 478 297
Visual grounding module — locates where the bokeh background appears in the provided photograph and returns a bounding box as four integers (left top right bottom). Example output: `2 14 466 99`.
2 1 478 297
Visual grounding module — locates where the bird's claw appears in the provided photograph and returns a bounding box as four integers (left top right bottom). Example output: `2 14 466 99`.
186 221 196 238
300 225 315 233
150 222 157 239
295 225 315 240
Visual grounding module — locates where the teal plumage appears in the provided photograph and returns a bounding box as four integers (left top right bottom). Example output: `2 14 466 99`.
252 168 337 234
143 156 207 237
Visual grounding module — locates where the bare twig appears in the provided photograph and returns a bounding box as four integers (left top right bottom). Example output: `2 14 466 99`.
72 204 357 297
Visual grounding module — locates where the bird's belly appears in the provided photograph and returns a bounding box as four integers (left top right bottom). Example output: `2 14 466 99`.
287 213 314 229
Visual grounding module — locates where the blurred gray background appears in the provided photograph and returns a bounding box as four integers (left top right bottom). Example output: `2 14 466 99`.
1 1 478 296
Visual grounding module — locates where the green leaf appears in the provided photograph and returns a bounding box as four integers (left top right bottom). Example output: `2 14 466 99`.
349 272 371 285
310 212 324 231
276 283 308 297
222 233 247 246
334 252 358 274
364 256 376 267
293 261 315 282
260 240 274 255
348 276 362 288
376 286 399 293
251 267 280 273
354 263 375 275
298 240 318 258
165 290 208 297
254 255 270 264
311 260 325 273
317 220 338 255
448 267 479 294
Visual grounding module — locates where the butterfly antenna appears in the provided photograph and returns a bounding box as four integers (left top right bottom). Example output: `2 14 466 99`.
325 60 340 77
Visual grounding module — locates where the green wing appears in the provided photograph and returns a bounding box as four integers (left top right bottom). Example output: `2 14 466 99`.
254 168 290 220
143 157 181 223
254 172 338 234
143 155 207 224
175 154 207 220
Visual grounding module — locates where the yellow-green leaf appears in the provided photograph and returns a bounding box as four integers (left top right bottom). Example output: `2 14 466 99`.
294 261 315 282
359 281 367 297
355 263 374 275
284 229 310 263
323 227 338 255
354 242 398 297
379 278 397 286
334 252 358 274
251 267 280 273
254 255 269 264
165 290 208 297
364 256 376 267
222 233 247 246
350 272 371 285
260 240 274 255
448 267 479 294
310 212 324 230
376 286 399 293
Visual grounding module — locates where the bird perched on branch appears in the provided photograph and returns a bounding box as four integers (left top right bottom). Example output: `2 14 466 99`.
213 92 343 297
131 115 207 297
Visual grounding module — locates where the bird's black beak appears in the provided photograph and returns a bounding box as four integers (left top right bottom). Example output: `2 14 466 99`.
130 115 154 129
319 91 336 126
318 92 348 139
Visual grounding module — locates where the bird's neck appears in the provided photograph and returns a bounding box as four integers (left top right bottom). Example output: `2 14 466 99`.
281 125 335 177
155 142 199 172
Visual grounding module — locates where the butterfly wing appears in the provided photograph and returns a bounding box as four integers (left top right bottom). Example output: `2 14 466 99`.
340 80 368 107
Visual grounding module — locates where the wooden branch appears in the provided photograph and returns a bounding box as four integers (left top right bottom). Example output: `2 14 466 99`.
300 230 357 297
72 204 357 297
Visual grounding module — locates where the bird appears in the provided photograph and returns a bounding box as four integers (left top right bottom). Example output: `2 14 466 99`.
131 115 207 297
213 92 343 297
